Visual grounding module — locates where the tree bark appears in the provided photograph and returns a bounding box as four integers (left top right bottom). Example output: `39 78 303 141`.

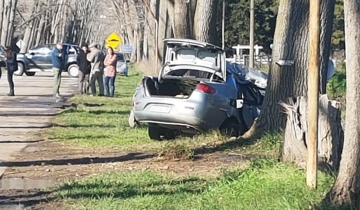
1 0 10 46
193 0 219 45
245 0 335 136
329 0 360 206
174 0 191 38
280 95 343 169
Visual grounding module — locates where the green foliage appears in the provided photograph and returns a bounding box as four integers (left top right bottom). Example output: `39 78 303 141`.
332 0 345 50
327 69 346 99
220 0 345 52
55 160 335 210
222 0 278 52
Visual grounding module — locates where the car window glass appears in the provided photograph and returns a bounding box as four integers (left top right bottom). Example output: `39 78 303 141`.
116 53 125 61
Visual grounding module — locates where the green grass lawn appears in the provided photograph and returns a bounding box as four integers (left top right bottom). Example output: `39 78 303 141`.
46 66 340 210
53 159 337 210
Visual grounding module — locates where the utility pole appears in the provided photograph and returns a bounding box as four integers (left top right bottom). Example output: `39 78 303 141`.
222 0 225 49
307 0 321 189
249 0 255 68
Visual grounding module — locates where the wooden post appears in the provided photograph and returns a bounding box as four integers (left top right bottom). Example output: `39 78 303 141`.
307 0 321 189
249 0 255 68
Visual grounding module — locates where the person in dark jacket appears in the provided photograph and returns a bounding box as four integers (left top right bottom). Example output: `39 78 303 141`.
2 46 18 96
77 44 91 95
51 43 64 99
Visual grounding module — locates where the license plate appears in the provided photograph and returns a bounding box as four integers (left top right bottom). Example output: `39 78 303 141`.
150 105 171 113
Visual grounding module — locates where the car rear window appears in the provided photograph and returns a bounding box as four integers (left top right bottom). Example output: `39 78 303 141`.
116 53 125 62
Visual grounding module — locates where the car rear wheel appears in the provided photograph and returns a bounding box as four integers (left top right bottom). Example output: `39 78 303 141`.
14 62 24 76
148 124 162 140
25 72 36 76
67 64 79 78
220 119 241 138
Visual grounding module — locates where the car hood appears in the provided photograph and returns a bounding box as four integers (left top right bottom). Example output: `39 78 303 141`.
161 38 226 81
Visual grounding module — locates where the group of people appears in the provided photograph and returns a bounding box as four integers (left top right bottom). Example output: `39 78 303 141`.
52 43 118 99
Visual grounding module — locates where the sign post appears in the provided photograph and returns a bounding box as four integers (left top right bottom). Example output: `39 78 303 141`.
105 33 122 50
307 0 321 189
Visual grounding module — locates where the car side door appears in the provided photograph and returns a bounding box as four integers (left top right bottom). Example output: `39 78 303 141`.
26 45 51 70
43 44 55 69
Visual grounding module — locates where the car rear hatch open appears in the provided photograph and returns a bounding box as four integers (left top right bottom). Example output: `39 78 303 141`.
160 38 226 81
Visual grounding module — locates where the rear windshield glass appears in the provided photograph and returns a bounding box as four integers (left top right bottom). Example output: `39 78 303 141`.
116 53 125 61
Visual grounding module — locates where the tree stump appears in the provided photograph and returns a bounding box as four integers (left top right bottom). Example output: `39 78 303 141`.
280 94 343 170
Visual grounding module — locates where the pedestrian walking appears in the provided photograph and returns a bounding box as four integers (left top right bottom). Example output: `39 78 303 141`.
104 47 118 97
87 43 104 96
51 43 64 98
1 46 18 96
77 44 91 95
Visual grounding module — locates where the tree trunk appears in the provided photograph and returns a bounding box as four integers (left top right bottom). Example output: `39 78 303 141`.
6 0 17 46
0 0 3 42
174 0 191 38
319 1 335 94
193 0 219 45
245 0 335 136
35 10 45 46
280 95 343 169
1 0 10 46
329 0 360 206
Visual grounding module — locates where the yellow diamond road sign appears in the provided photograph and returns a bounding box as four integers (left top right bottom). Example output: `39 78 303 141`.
105 33 122 49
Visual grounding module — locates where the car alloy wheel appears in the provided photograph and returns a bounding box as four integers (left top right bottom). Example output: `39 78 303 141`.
67 64 79 78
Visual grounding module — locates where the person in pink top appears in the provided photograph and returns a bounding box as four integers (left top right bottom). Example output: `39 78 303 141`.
104 47 118 97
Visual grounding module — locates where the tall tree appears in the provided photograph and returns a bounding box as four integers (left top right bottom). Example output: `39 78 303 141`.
194 0 219 45
245 0 335 135
329 0 360 206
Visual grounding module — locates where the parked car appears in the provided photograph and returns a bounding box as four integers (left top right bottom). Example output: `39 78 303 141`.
115 52 130 76
129 38 265 140
0 45 5 68
15 44 80 77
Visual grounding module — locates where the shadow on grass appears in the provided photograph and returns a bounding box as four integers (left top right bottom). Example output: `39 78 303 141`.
51 123 117 128
0 152 155 167
0 190 54 208
59 108 130 116
193 137 259 155
58 176 207 200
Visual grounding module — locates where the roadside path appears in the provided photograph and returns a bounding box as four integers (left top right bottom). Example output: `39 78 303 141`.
0 71 77 178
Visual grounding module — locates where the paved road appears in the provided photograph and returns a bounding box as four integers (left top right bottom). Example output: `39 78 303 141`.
0 71 77 178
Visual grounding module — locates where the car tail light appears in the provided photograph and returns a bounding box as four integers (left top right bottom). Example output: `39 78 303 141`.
196 83 216 94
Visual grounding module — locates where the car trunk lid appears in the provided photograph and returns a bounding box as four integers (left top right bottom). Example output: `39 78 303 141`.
160 38 226 81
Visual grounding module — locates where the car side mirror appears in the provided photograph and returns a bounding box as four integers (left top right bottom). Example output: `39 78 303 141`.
30 52 35 55
126 60 130 63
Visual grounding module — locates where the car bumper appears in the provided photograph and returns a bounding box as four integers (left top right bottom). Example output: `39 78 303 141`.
133 99 226 132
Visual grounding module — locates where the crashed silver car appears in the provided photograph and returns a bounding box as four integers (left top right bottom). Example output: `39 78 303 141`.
129 38 266 140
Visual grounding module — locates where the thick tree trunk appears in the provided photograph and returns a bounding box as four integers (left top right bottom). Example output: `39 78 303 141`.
193 0 219 45
6 0 17 46
319 1 335 94
174 0 191 38
329 0 360 206
280 95 343 169
245 0 335 137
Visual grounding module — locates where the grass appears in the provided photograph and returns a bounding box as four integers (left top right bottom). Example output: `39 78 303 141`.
54 159 336 210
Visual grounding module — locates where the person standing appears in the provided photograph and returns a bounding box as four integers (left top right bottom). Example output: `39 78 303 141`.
51 43 64 98
1 46 18 96
87 43 104 96
104 47 118 97
77 44 91 95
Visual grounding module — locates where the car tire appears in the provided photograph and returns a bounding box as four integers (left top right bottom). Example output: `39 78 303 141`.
14 62 24 76
67 64 79 78
220 119 241 137
148 124 162 140
25 72 36 76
